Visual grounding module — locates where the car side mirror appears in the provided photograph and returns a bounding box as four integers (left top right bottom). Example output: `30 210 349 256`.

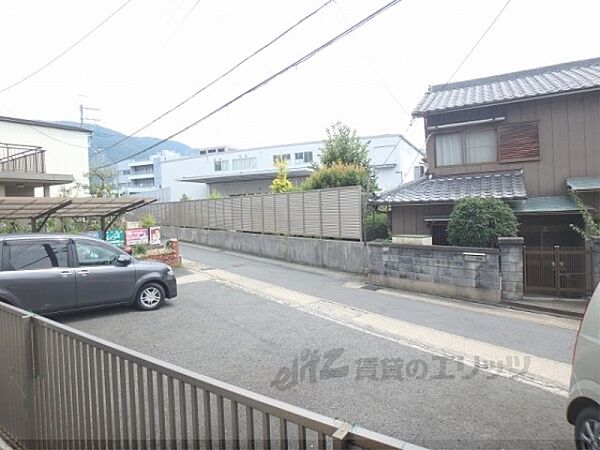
116 254 132 265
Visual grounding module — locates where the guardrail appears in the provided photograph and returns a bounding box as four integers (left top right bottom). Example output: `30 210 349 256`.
0 301 423 450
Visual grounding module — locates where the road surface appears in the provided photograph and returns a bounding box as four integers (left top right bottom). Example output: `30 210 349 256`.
60 242 579 449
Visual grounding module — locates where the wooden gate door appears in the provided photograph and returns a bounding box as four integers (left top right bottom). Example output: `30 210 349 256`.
524 246 592 297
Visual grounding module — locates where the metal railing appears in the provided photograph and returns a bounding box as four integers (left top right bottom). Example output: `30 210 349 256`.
0 301 422 450
129 186 364 241
0 143 46 173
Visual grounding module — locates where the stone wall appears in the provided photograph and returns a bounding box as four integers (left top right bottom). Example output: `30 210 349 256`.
162 226 368 274
368 242 502 303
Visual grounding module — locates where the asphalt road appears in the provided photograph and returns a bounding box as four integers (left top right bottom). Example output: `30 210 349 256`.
59 242 580 449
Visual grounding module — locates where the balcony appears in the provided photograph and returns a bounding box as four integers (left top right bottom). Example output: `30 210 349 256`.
0 143 74 197
0 143 46 173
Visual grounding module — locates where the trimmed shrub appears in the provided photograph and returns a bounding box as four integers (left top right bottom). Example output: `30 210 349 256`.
447 197 518 248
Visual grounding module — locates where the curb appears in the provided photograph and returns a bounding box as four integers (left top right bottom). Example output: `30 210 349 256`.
501 301 584 319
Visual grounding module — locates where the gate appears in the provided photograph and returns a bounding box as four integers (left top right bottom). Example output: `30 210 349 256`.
524 245 593 297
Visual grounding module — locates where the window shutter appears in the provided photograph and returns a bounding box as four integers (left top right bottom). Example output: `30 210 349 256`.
498 121 540 162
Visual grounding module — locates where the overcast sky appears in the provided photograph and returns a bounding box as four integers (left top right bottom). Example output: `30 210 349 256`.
0 0 599 153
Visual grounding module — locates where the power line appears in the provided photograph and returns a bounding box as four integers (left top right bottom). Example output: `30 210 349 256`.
333 0 411 119
159 0 203 51
445 0 512 86
0 0 132 95
398 0 512 181
98 0 404 169
92 0 337 159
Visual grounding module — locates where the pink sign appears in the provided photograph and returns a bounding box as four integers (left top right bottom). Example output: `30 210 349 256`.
126 228 149 245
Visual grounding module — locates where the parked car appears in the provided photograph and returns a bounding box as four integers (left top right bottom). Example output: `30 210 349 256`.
0 234 177 314
567 284 600 450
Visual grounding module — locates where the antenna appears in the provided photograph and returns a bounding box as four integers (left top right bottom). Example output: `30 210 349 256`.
79 104 101 126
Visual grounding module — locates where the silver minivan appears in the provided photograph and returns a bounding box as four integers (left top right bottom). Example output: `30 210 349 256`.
567 285 600 450
0 234 177 314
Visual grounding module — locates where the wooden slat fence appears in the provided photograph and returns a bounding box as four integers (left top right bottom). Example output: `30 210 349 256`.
129 186 363 241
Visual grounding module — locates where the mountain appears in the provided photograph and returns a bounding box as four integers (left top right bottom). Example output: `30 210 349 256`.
57 122 199 167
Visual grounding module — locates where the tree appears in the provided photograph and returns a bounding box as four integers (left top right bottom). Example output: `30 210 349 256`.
313 122 378 192
271 160 294 193
180 193 190 202
87 167 119 198
447 197 519 248
570 192 600 239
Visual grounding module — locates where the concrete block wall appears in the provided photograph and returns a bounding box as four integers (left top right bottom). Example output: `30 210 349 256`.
163 226 368 274
368 242 502 303
497 237 524 301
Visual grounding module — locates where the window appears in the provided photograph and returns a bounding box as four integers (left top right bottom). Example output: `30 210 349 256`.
232 157 257 170
435 129 497 167
214 159 229 171
76 241 120 266
294 151 313 163
465 130 496 164
7 242 68 271
273 154 290 165
435 133 463 166
198 150 207 155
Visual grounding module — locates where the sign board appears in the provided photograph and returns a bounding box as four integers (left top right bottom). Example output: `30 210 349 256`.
149 226 161 245
126 228 149 245
106 230 125 247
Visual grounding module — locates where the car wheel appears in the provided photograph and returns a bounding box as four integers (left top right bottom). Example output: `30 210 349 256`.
575 406 600 450
135 283 165 311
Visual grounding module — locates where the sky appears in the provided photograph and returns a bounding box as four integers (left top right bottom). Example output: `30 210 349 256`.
0 0 599 155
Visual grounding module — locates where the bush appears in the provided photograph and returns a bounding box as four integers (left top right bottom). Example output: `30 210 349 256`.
447 197 518 248
303 163 371 191
363 211 389 241
131 244 148 256
140 214 157 228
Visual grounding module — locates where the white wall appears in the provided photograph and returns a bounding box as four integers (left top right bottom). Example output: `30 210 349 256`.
160 158 209 201
0 120 90 196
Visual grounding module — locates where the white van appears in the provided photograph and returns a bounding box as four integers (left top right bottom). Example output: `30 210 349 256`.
567 285 600 450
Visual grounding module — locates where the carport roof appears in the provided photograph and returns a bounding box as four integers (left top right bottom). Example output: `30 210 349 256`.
0 196 156 220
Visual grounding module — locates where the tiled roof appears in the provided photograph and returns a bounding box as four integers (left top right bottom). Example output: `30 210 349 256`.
413 57 600 117
567 176 600 192
373 170 527 205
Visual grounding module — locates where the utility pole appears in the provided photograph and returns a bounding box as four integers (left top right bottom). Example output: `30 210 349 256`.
79 104 101 127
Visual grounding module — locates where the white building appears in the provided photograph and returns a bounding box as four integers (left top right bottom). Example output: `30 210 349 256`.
157 134 422 201
0 116 91 197
117 149 181 196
